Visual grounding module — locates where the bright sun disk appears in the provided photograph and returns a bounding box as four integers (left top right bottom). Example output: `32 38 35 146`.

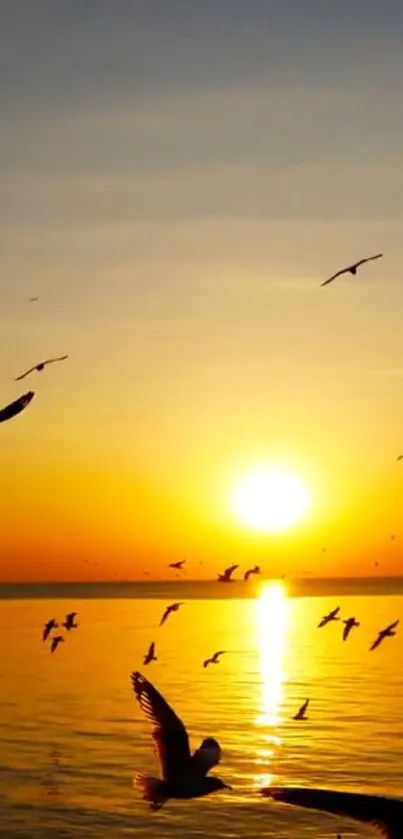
231 467 309 533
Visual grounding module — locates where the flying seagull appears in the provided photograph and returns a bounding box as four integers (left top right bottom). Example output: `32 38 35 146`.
370 619 399 651
321 253 383 287
397 455 403 462
168 560 186 571
143 641 157 665
342 617 360 641
159 602 184 627
50 635 65 654
261 786 403 839
29 296 39 302
218 564 238 583
0 391 35 424
318 606 340 628
293 698 309 720
130 670 231 810
62 612 78 631
203 651 226 669
243 565 261 581
15 355 68 381
43 619 58 642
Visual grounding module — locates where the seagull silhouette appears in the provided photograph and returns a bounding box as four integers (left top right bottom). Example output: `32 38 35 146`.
203 651 226 668
321 253 383 287
0 391 35 424
261 786 403 839
131 670 231 810
50 635 65 654
370 619 399 651
342 617 360 641
62 612 78 631
43 619 58 642
15 355 68 381
218 564 238 583
293 698 309 720
243 565 261 581
168 560 186 571
143 642 157 665
159 603 184 626
29 296 39 302
318 607 340 628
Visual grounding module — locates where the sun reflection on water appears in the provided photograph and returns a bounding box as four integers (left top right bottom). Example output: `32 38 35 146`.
254 581 289 787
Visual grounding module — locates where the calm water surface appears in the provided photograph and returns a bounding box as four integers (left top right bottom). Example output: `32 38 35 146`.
0 582 402 838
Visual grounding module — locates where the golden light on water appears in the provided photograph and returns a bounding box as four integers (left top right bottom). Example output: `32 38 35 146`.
254 581 289 786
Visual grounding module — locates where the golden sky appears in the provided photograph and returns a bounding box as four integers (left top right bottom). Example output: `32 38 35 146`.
1 2 403 581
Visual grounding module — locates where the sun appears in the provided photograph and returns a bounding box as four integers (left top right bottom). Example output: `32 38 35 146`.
231 467 309 533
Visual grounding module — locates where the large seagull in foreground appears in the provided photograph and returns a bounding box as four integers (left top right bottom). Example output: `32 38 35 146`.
321 253 383 287
131 671 231 810
262 786 403 839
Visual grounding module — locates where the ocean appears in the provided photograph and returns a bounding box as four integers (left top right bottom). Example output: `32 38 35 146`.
0 578 402 838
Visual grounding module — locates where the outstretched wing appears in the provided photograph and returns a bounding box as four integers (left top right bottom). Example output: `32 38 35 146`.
131 671 191 781
190 737 222 776
0 391 35 424
15 366 36 381
386 619 399 633
321 267 348 286
44 355 69 365
261 786 403 839
361 253 383 266
159 608 169 626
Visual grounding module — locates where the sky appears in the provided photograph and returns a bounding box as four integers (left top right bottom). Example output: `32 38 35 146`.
1 1 403 581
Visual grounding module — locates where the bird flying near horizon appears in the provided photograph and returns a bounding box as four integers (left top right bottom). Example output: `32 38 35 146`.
218 565 238 583
62 612 78 631
159 603 184 626
342 617 360 641
0 391 35 424
43 619 58 642
243 565 261 581
203 651 226 668
318 607 340 628
131 670 231 810
143 642 157 665
15 355 68 381
293 698 309 720
261 786 403 839
321 253 383 287
50 635 64 654
370 620 399 651
168 560 186 571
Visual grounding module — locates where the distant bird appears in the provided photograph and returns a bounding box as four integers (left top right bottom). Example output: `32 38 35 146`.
43 619 58 642
318 606 340 628
293 698 309 720
342 617 360 641
321 253 383 287
143 641 157 665
243 565 261 581
15 355 68 381
397 455 403 461
0 391 35 424
29 296 39 302
168 560 186 571
261 786 403 839
370 619 399 651
203 651 226 668
62 612 78 631
131 670 231 810
159 602 184 626
218 564 238 583
50 635 64 654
